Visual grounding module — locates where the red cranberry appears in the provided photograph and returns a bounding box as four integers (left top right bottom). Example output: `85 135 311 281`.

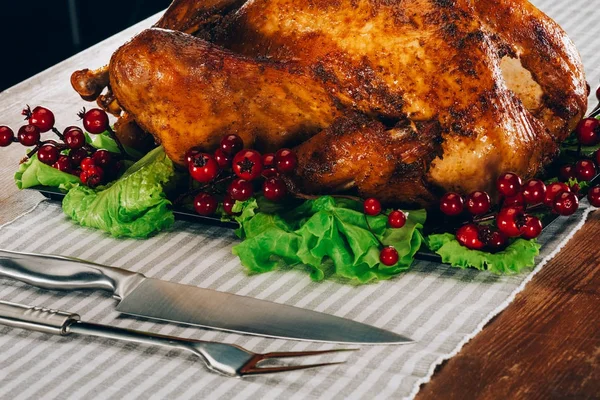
228 178 253 201
465 191 491 215
496 172 522 197
92 150 112 168
363 198 382 216
82 108 109 134
262 153 276 168
559 165 576 182
553 191 579 216
0 126 15 147
379 246 399 266
574 160 597 181
263 177 287 202
575 117 600 146
28 106 55 133
440 192 464 216
194 193 218 216
588 185 600 207
456 224 485 250
483 229 508 252
262 168 279 178
544 182 570 207
222 194 238 215
185 147 201 165
189 153 219 183
522 179 546 204
520 216 543 240
37 144 60 165
220 134 244 155
69 148 88 167
233 149 263 180
214 148 232 169
80 157 96 171
17 125 41 146
63 126 86 149
81 165 104 187
496 206 525 237
388 210 406 228
275 148 298 174
503 192 526 208
52 155 71 173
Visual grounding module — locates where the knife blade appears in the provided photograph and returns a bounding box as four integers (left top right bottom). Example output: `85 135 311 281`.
0 249 412 344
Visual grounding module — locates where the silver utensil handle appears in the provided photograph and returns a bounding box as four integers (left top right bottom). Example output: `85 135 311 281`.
0 301 80 335
0 249 144 299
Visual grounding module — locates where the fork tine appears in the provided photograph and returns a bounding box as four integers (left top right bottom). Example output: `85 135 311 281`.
241 361 346 376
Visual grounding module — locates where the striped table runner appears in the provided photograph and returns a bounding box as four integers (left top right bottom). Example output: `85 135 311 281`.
1 0 599 398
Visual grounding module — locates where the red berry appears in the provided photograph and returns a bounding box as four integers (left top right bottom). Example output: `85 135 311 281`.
0 126 15 147
194 193 218 216
262 177 287 202
63 126 86 149
69 148 88 167
379 246 399 266
185 147 201 165
440 192 464 216
503 192 526 208
220 134 244 155
388 210 406 228
262 153 276 168
575 117 600 146
275 148 298 174
80 157 96 171
28 106 55 133
496 206 525 237
222 194 238 215
544 182 570 207
214 148 232 169
262 167 279 178
233 149 263 180
363 198 382 216
465 191 491 215
455 224 485 250
559 165 576 182
496 172 522 197
52 155 71 173
189 153 219 183
588 185 600 207
553 191 579 216
17 125 41 146
522 179 546 204
83 108 109 134
81 165 104 187
483 229 508 252
520 216 543 240
37 144 60 165
92 150 112 168
574 160 597 182
228 178 253 201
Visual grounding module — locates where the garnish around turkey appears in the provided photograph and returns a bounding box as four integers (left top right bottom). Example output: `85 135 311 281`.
1 100 599 283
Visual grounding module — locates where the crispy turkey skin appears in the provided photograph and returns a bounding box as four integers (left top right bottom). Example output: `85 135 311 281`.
75 0 588 206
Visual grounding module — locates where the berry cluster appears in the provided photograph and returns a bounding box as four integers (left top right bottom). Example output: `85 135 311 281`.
439 172 584 251
0 106 123 187
362 197 407 266
185 134 298 216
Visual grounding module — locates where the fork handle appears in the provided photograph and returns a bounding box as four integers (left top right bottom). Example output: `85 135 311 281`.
0 301 80 335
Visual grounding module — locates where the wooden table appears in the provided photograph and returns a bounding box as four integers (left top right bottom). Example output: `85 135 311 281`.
0 4 599 399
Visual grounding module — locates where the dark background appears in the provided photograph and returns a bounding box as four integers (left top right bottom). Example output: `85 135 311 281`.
0 1 168 91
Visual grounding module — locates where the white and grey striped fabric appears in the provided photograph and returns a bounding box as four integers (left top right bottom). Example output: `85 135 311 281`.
0 0 599 399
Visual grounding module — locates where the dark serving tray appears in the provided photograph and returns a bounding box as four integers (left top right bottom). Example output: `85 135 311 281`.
33 172 599 264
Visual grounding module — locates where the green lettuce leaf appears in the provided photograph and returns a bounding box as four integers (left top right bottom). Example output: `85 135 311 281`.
232 196 426 284
426 233 540 274
15 155 81 190
61 146 175 238
85 130 145 160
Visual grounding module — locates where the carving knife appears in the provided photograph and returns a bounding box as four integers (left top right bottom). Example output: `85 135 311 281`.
0 249 412 345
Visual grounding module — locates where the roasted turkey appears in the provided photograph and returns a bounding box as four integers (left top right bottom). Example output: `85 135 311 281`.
71 0 588 207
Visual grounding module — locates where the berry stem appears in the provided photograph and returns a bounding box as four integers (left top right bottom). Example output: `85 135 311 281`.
106 126 131 160
470 203 546 224
51 127 65 141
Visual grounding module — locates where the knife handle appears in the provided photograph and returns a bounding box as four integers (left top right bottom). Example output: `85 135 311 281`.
0 249 144 299
0 300 79 335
